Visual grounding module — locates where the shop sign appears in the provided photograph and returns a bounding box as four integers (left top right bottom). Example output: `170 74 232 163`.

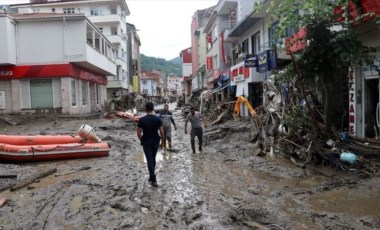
348 70 356 134
206 56 213 70
231 63 249 82
0 70 12 77
234 75 244 82
132 75 139 93
257 50 277 73
0 91 5 109
244 54 257 68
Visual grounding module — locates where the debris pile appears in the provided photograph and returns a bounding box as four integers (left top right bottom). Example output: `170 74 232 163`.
248 70 380 175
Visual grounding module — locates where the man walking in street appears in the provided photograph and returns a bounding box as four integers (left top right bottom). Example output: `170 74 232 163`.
137 102 165 187
159 104 177 152
185 107 207 153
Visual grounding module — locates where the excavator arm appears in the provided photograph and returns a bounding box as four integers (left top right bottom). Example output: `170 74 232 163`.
233 96 256 118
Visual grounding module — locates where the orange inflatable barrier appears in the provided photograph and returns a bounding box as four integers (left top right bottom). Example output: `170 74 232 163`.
0 135 83 146
0 142 110 162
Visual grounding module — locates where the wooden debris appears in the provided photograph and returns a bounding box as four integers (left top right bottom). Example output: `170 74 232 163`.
0 174 17 179
211 110 228 126
55 166 91 177
0 197 6 207
10 168 57 192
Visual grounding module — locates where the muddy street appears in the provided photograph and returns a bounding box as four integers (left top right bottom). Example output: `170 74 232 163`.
0 104 380 230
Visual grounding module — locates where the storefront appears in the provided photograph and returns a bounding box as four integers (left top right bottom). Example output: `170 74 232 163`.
350 21 380 138
0 64 107 114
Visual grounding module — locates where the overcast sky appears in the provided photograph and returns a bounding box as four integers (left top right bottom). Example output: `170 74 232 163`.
0 0 218 60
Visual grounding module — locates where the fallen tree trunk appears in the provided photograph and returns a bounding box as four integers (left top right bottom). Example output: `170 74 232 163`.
10 168 57 192
55 166 91 177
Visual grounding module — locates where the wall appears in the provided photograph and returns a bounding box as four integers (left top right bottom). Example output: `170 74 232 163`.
0 81 12 114
0 16 16 65
17 20 64 64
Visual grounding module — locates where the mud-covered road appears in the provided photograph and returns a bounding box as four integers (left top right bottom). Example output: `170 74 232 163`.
1 104 380 230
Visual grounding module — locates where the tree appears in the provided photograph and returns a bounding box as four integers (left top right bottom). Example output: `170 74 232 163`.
265 0 376 132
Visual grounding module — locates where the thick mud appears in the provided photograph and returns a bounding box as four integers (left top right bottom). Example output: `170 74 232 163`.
1 104 380 229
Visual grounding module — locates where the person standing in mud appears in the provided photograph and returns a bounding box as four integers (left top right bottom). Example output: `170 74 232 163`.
137 102 165 187
185 107 207 153
159 104 177 151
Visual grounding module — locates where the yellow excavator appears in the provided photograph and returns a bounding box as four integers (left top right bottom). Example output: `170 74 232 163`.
233 96 256 118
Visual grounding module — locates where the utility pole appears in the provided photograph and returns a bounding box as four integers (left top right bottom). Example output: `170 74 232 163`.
163 74 168 102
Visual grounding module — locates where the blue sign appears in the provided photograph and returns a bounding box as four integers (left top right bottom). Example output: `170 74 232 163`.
257 49 277 73
244 54 257 68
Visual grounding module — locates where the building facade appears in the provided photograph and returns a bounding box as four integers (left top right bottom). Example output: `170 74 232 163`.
11 0 131 102
0 13 116 114
127 23 141 94
179 48 193 103
140 71 161 101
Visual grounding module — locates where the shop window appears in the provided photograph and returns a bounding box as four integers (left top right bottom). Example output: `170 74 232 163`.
71 79 76 106
82 81 88 105
30 79 53 109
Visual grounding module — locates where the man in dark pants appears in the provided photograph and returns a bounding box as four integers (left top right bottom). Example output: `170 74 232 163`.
159 104 177 151
137 102 164 187
185 107 207 153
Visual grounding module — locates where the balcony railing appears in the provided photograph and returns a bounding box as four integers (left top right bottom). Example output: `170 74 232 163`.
220 20 236 31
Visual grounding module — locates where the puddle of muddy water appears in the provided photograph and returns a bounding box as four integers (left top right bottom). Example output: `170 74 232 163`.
70 195 83 213
133 150 177 163
308 188 380 217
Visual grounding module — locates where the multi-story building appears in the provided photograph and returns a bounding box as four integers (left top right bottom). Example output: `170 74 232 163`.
191 6 215 102
167 73 181 101
0 13 116 114
179 47 193 103
11 0 131 101
197 0 290 115
140 70 161 100
127 23 141 94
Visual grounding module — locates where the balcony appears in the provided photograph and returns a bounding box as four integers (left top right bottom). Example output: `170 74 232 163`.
107 34 124 45
87 14 121 24
107 79 129 89
69 45 116 76
216 0 238 15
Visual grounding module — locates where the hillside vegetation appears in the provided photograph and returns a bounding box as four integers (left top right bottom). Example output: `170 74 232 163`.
140 54 182 77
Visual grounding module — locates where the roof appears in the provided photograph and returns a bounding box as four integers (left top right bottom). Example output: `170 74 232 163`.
11 0 130 15
9 12 85 20
141 71 160 81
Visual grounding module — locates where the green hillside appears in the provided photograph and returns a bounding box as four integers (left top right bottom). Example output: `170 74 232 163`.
141 54 182 77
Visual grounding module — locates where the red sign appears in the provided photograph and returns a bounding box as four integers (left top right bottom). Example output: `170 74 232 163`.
0 64 107 84
348 70 355 134
206 56 213 70
285 27 307 54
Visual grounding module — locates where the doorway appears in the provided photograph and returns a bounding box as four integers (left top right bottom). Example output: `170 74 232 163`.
364 78 380 138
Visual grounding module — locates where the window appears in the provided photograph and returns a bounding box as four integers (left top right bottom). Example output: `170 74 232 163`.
51 8 55 12
242 39 249 53
90 8 102 16
268 21 279 46
82 81 88 105
98 27 103 33
30 79 53 109
71 79 76 106
213 55 218 69
96 84 100 104
63 8 75 14
142 80 147 85
110 7 117 14
251 32 260 55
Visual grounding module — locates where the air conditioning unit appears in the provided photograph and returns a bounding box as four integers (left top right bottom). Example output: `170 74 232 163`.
111 90 120 97
238 52 246 59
